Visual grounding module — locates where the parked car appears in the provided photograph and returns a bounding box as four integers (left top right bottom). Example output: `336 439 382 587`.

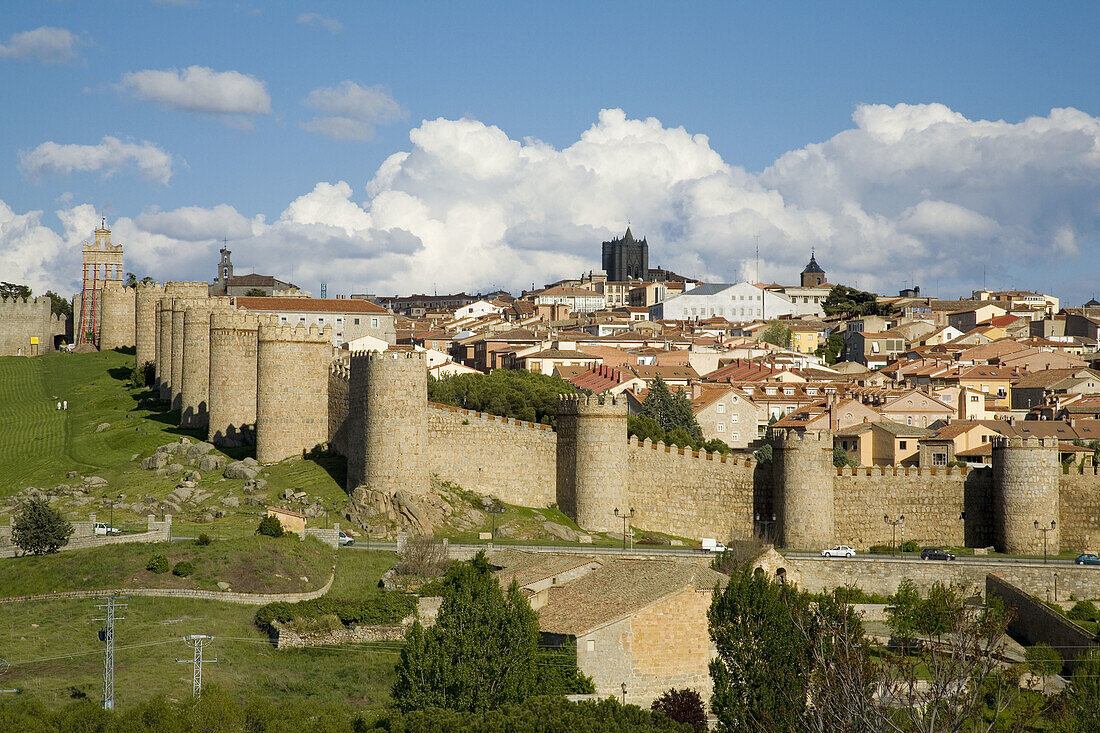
920 547 956 561
821 545 856 558
701 538 726 553
94 522 121 536
1075 553 1100 566
337 531 354 547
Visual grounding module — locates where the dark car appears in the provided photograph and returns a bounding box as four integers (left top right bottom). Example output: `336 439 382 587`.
920 547 956 561
1075 553 1100 566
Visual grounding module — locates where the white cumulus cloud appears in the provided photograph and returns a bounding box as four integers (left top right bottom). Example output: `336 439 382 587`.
296 12 342 34
301 81 406 141
0 26 81 64
19 137 176 185
117 66 271 126
5 104 1100 304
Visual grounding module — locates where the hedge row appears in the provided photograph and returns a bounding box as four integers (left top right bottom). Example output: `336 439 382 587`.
254 593 417 632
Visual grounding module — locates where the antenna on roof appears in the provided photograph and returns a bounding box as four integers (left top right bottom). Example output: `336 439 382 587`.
754 234 760 285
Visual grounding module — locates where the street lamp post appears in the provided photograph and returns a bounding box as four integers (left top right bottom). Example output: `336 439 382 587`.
1054 572 1059 603
1035 520 1056 564
884 514 905 557
488 503 504 541
755 513 776 544
614 507 635 552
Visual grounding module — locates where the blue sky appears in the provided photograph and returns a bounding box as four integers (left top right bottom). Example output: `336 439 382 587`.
2 1 1099 303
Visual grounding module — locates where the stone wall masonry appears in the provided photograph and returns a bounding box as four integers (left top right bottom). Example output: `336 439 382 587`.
328 358 350 456
788 555 1100 601
0 296 59 357
773 429 836 552
987 574 1095 673
156 297 172 398
134 281 164 368
170 297 207 411
255 323 333 464
0 518 171 559
557 395 628 533
833 466 994 550
994 437 1061 555
626 438 757 542
426 403 557 508
0 572 334 605
269 619 409 649
98 283 135 350
1059 468 1100 550
354 350 428 494
180 298 233 430
208 311 275 446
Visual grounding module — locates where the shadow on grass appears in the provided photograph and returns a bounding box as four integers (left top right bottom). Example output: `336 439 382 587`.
306 450 348 493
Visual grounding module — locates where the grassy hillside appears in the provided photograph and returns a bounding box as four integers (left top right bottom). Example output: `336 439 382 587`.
0 350 347 536
0 550 401 710
0 535 335 597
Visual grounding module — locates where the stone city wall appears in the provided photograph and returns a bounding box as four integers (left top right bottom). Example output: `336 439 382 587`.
0 297 62 357
788 555 1100 600
180 298 233 430
207 311 276 446
987 574 1095 673
98 283 136 350
255 323 332 464
269 619 410 649
1059 468 1100 551
426 403 558 508
328 358 350 456
833 466 994 550
134 281 164 368
626 439 757 542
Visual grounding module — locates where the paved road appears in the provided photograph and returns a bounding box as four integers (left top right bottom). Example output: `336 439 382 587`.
345 541 1085 567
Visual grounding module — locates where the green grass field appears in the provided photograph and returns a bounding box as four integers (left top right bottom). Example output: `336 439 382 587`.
0 535 335 597
0 549 401 710
0 349 349 536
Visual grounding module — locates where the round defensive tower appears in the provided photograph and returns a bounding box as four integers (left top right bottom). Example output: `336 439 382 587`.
556 394 628 533
180 298 232 430
255 322 333 464
772 428 835 550
993 436 1061 554
347 350 429 494
169 297 202 411
208 311 273 446
134 281 164 370
98 283 136 351
155 297 173 400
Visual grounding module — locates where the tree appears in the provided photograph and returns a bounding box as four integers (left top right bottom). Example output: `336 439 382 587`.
11 498 73 555
125 272 138 288
1025 643 1062 679
821 285 893 319
759 322 792 349
428 370 577 426
641 376 703 444
816 332 845 364
391 552 540 712
43 290 71 319
833 444 858 468
1059 649 1100 732
652 688 707 732
245 288 267 297
257 515 284 537
709 567 813 731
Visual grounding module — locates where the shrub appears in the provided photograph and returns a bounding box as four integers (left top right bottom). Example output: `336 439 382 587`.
256 515 284 538
11 498 73 555
868 545 893 554
254 593 417 633
651 688 707 732
899 540 919 553
146 554 169 574
172 561 194 577
196 533 212 546
1026 643 1063 677
395 534 450 576
1068 600 1100 623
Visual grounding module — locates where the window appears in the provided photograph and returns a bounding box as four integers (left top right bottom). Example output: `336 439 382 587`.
717 423 725 432
899 441 907 449
906 417 912 425
970 395 980 402
371 317 379 328
716 403 725 413
732 432 739 442
932 452 948 466
354 318 360 325
586 639 595 653
731 414 739 423
871 342 881 353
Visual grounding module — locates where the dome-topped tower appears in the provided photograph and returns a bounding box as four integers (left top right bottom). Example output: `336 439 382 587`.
801 249 826 287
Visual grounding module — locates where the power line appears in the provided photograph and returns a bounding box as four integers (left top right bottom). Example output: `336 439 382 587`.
177 635 217 698
93 595 126 711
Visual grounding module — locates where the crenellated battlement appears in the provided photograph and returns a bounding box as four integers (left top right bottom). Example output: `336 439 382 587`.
428 402 554 432
351 349 427 362
772 428 832 446
136 281 165 292
557 393 627 417
991 436 1059 449
330 360 351 381
258 322 332 343
0 296 53 312
627 435 755 466
210 310 276 331
836 464 991 478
